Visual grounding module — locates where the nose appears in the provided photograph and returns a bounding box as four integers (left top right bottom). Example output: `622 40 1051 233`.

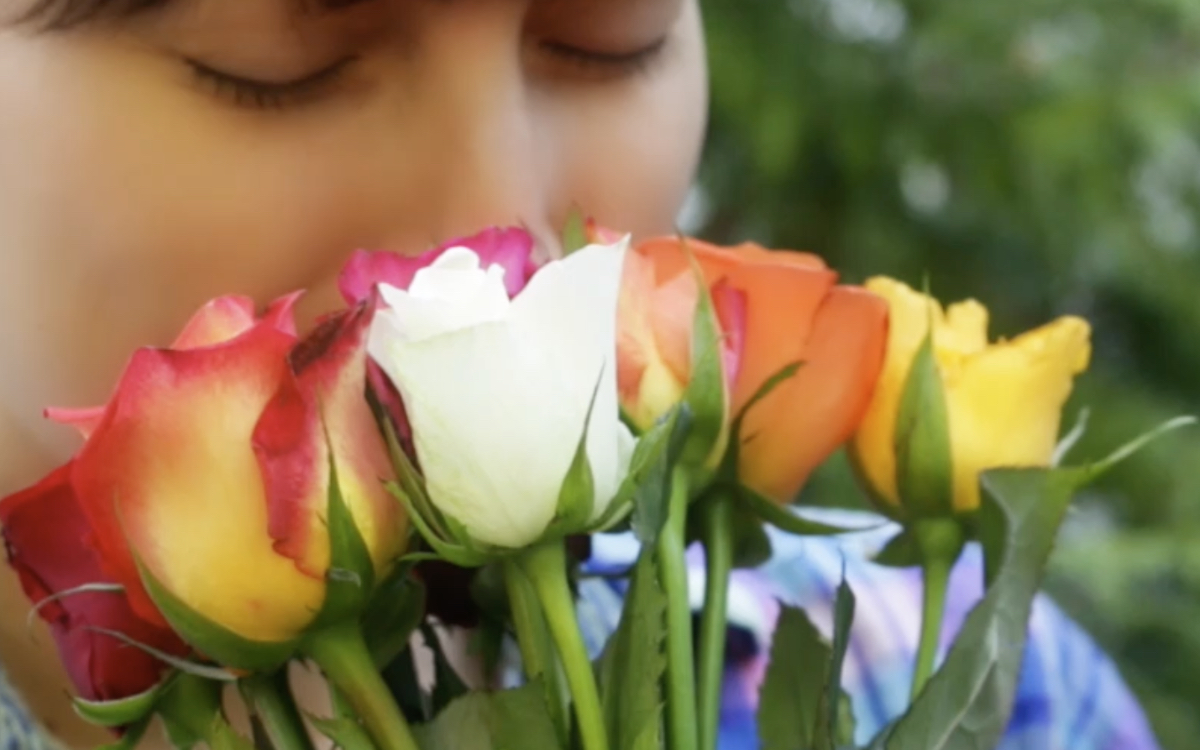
398 10 559 260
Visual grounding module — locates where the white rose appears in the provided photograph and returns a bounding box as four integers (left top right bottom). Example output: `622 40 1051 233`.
368 240 635 549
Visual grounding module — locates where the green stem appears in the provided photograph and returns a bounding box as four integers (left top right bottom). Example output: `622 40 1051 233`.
503 558 571 746
518 541 610 750
910 555 951 700
302 622 419 750
696 492 734 750
239 671 315 750
655 468 699 750
909 518 965 702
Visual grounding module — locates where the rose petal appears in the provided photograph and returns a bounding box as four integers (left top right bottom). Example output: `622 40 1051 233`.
339 227 538 305
0 464 187 702
45 407 106 440
739 286 888 500
71 321 325 642
711 280 748 391
254 303 404 578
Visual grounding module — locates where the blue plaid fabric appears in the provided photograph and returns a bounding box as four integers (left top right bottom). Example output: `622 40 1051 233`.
580 509 1161 750
0 673 58 750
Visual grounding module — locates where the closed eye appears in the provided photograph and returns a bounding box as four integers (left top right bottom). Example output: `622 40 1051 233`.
186 56 357 110
540 37 669 79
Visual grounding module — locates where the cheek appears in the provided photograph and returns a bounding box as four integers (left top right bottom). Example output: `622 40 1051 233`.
551 3 708 238
0 36 376 409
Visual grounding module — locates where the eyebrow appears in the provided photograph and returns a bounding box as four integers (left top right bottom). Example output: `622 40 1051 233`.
23 0 377 30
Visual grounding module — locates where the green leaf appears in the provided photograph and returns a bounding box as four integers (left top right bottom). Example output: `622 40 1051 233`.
596 551 667 750
308 714 377 750
824 580 857 748
74 680 166 728
880 466 1079 750
680 244 731 469
893 333 953 518
561 207 589 255
881 416 1194 750
420 623 471 714
315 447 378 628
362 563 427 667
872 529 923 569
628 404 692 545
132 551 299 672
413 685 561 750
757 606 835 750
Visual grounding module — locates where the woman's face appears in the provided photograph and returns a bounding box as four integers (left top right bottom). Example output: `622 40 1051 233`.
0 0 708 486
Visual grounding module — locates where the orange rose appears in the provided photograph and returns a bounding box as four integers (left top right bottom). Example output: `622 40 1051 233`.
618 237 888 501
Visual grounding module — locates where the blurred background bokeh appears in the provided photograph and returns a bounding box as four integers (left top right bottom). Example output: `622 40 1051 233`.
692 0 1200 746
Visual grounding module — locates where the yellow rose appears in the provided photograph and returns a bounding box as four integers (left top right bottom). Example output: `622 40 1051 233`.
849 277 1091 516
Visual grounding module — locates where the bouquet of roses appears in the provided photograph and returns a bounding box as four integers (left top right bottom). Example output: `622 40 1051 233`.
1 220 1187 750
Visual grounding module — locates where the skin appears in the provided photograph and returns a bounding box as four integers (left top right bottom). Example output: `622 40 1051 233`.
0 0 708 745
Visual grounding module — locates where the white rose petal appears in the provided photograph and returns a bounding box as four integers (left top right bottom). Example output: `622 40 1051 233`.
377 247 511 343
368 239 633 549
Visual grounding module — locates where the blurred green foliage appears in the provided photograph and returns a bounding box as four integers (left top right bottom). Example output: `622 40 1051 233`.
697 0 1200 746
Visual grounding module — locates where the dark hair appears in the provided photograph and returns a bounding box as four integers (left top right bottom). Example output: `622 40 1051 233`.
19 0 170 30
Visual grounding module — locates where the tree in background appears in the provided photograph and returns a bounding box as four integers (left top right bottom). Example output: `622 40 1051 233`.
696 0 1200 746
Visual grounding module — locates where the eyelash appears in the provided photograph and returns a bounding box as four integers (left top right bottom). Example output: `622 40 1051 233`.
186 57 356 110
540 37 670 79
187 37 668 111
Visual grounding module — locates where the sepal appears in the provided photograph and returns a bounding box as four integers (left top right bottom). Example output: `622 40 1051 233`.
599 403 692 543
155 673 227 750
547 379 601 537
311 437 377 629
719 361 803 480
678 243 730 476
893 331 954 519
381 419 495 566
731 481 885 537
74 681 168 729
